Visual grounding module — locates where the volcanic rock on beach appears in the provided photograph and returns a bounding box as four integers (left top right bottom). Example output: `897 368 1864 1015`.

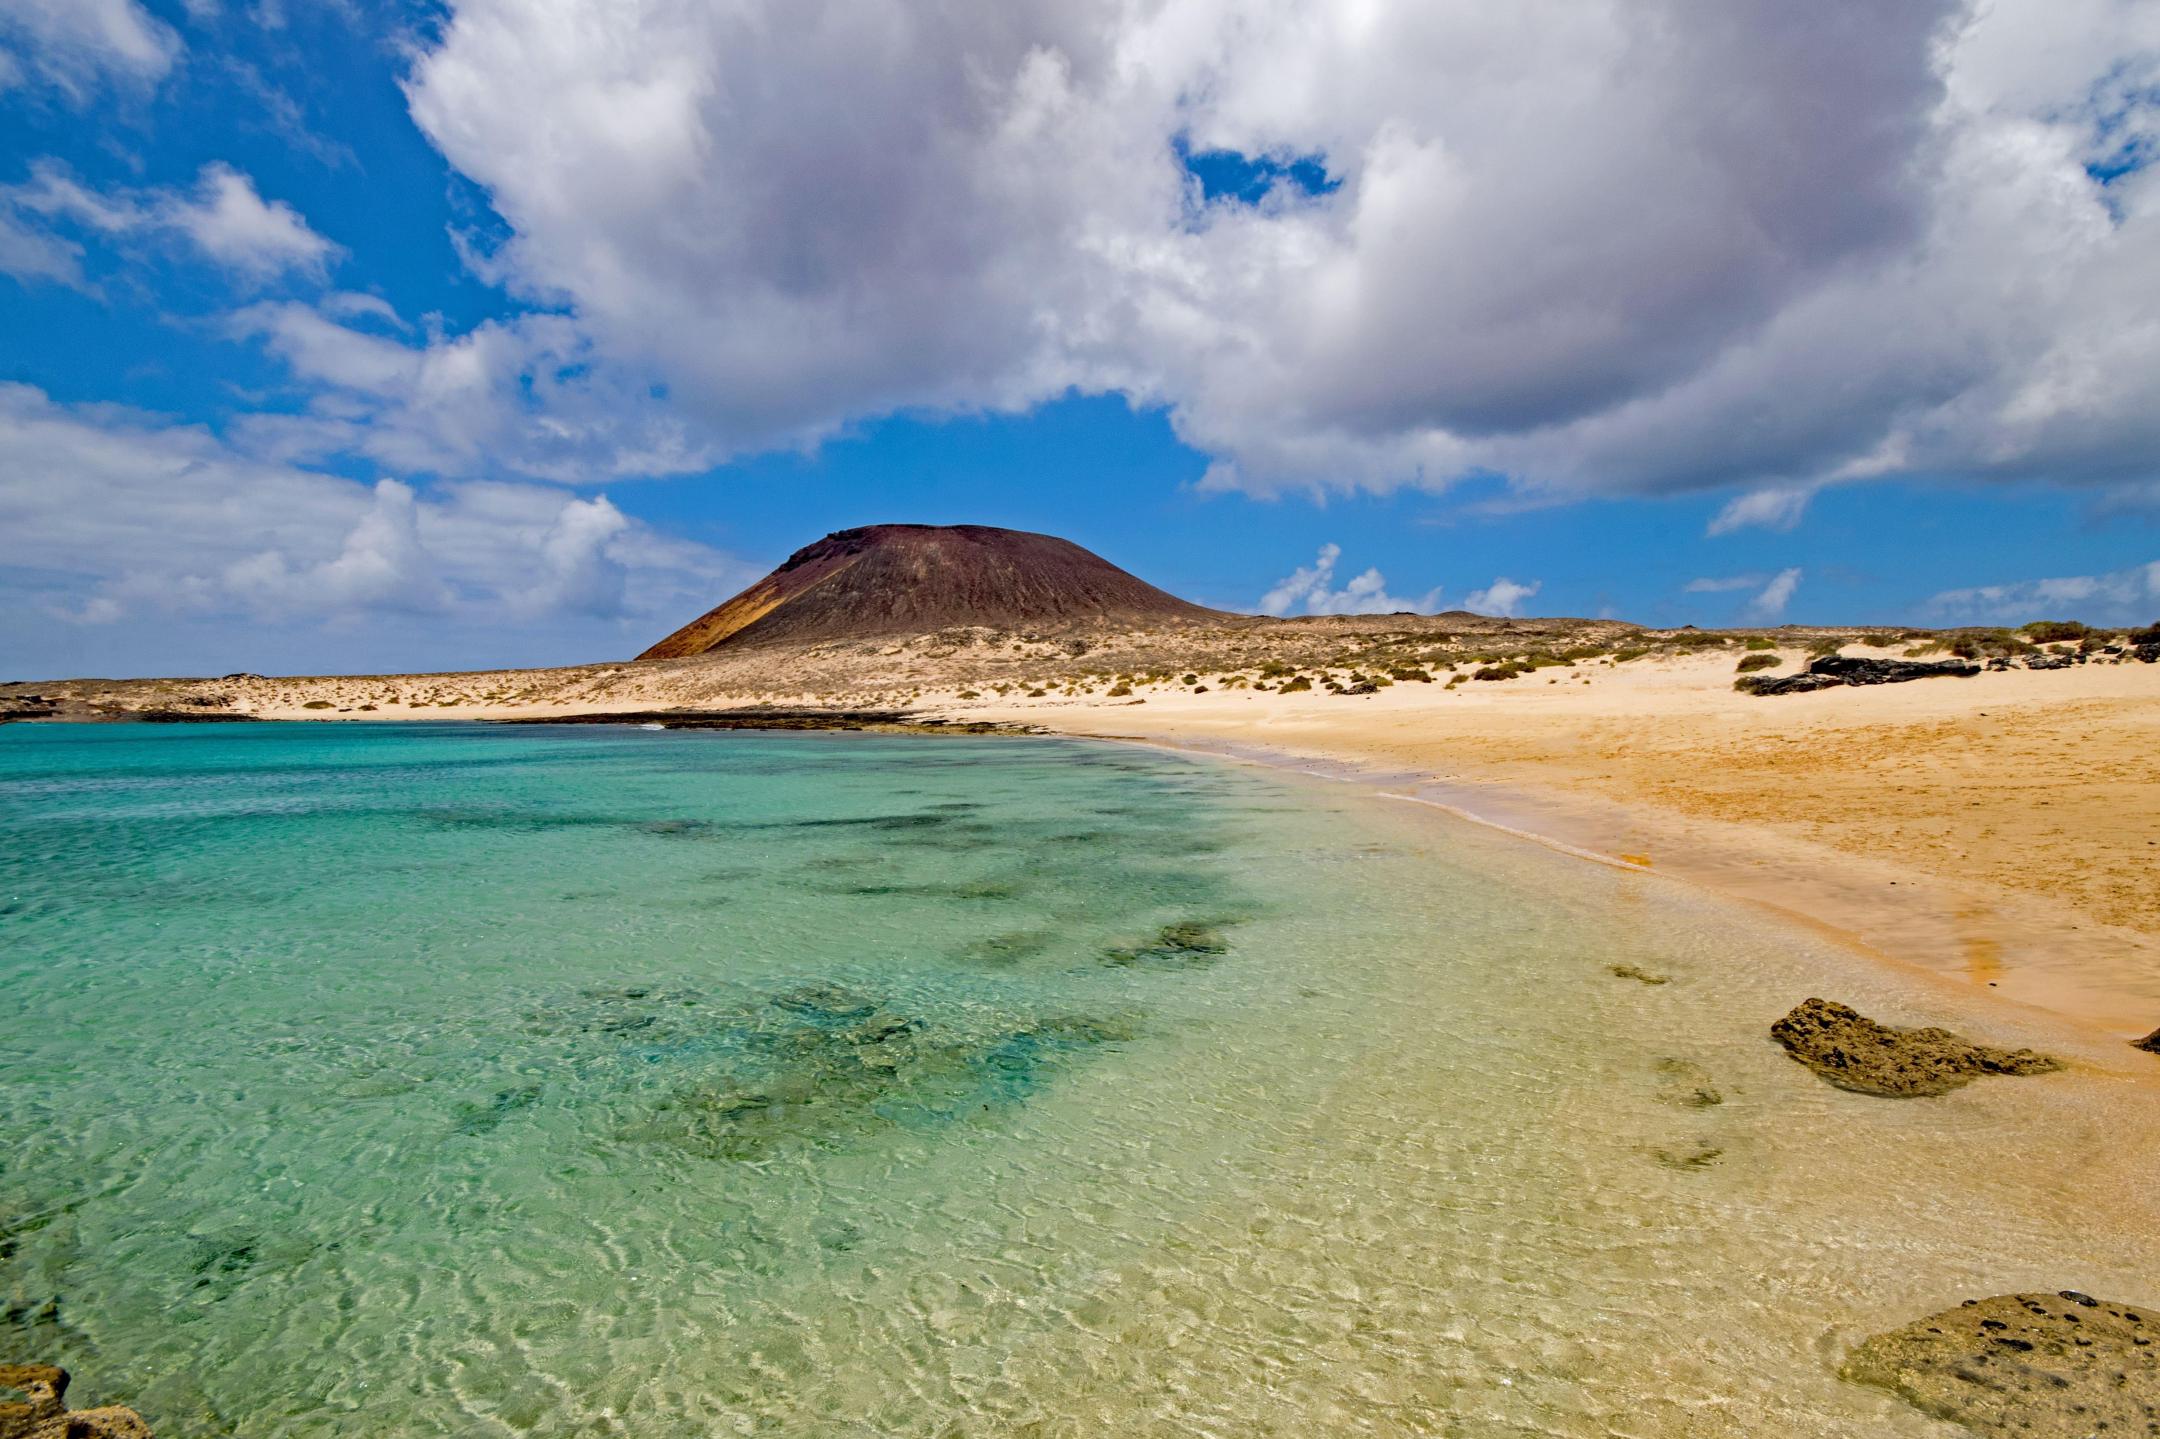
1739 653 1981 695
1770 998 2061 1097
1842 1291 2159 1437
640 523 1222 658
0 1364 153 1438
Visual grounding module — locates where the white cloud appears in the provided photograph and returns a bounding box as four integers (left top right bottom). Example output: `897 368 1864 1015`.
227 299 711 482
0 207 81 285
1683 574 1765 594
1747 567 1804 619
1462 577 1541 618
2 161 338 285
1926 561 2160 624
384 0 2160 504
0 0 179 101
167 163 339 280
1707 486 1814 537
1257 543 1441 616
0 383 752 647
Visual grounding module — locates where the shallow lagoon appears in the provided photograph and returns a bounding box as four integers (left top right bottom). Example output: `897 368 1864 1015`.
2 723 2154 1436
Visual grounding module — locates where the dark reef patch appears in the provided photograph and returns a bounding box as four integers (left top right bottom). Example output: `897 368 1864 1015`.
615 984 1137 1161
1103 919 1234 970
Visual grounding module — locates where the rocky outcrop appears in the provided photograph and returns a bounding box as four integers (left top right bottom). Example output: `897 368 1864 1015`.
0 1365 153 1438
1738 654 1980 695
2133 1027 2160 1055
1770 998 2062 1097
1843 1291 2158 1437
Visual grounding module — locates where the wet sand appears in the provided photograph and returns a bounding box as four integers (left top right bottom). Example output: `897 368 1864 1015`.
947 654 2160 1044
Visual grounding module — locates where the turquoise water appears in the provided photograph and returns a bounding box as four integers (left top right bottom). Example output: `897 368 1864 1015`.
4 723 2157 1436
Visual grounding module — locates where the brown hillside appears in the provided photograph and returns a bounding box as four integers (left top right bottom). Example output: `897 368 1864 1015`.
640 524 1224 658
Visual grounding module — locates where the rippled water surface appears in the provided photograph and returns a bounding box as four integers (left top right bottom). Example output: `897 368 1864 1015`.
3 723 2154 1436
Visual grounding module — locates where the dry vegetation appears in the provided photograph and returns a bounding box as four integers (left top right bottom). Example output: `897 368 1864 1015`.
5 612 2157 723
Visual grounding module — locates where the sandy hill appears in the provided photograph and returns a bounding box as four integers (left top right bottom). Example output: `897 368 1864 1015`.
640 523 1225 659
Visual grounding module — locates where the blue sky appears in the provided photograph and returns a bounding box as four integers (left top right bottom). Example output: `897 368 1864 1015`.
2 0 2156 678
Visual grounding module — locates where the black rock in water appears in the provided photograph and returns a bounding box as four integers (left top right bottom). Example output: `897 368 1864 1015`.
1740 653 1980 695
2134 1026 2160 1055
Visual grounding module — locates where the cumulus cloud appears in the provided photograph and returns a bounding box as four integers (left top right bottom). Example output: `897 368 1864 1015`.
1257 543 1441 616
1746 567 1804 619
0 0 179 101
2 161 338 285
1707 487 1814 537
1683 574 1766 594
1926 561 2160 624
0 383 751 644
227 299 711 481
385 0 2160 509
1462 578 1541 618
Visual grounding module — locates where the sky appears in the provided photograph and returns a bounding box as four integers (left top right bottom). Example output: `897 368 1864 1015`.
1 0 2157 679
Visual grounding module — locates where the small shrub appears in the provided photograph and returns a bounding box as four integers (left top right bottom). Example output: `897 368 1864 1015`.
1387 666 1432 682
1733 674 1774 694
2020 620 2090 644
1860 632 1898 648
1742 637 1776 651
2129 621 2160 646
1735 653 1779 674
301 699 334 709
957 690 980 699
1180 673 1199 686
1613 646 1650 662
1106 683 1132 697
1257 660 1294 678
1473 661 1527 682
1279 675 1312 693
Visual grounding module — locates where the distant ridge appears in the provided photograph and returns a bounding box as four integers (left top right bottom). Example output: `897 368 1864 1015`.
639 523 1223 659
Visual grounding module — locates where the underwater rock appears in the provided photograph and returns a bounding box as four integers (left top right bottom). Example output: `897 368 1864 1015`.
1609 964 1670 985
0 1364 155 1438
1842 1291 2158 1437
621 987 1134 1161
1770 998 2062 1098
2133 1026 2160 1056
1103 921 1231 969
1646 1143 1722 1171
1653 1058 1723 1108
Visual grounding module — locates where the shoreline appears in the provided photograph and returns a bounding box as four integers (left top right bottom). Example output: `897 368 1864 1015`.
1074 727 2154 1043
10 648 2157 1048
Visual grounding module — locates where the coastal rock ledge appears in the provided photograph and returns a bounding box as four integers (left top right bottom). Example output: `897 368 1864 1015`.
1770 998 2062 1097
1843 1291 2158 1437
0 1365 152 1438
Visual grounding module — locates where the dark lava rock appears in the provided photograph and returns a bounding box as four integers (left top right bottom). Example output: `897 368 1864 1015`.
1843 1291 2159 1437
2133 1027 2160 1056
2135 642 2160 664
1740 654 1980 696
2026 652 2078 671
1770 998 2062 1097
0 1363 155 1437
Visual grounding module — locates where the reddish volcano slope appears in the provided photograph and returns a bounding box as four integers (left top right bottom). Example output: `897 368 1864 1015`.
639 524 1223 658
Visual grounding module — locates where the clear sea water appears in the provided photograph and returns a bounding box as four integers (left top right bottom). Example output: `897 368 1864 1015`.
3 723 2155 1437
